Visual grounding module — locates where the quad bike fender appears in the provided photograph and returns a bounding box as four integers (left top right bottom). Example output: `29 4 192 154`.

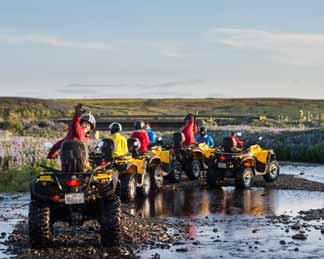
192 150 203 161
148 156 162 168
156 150 170 164
198 143 215 159
241 157 256 168
126 163 138 174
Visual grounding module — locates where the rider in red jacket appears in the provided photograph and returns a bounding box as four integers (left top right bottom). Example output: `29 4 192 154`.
131 121 150 153
182 114 198 145
230 132 244 149
47 104 96 159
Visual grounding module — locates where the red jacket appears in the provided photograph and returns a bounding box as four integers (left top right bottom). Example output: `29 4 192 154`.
231 136 244 149
47 114 88 159
182 118 197 145
131 130 150 153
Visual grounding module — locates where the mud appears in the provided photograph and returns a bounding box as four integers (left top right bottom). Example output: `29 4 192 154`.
4 210 189 258
3 166 324 258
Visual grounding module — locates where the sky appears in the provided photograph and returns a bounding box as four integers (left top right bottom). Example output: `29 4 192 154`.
0 0 324 99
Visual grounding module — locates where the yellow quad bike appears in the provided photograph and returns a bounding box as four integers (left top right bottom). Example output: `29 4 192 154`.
116 138 164 202
206 137 280 189
150 134 214 183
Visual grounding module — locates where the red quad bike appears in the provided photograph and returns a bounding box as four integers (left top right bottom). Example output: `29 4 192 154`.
29 140 121 248
206 137 280 189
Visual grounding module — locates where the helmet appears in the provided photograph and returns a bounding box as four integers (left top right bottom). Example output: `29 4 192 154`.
108 122 122 134
80 113 96 130
200 126 207 135
127 138 141 155
184 113 195 122
134 120 145 130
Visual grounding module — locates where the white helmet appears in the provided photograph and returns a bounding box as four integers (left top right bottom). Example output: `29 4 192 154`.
80 113 96 130
108 122 122 133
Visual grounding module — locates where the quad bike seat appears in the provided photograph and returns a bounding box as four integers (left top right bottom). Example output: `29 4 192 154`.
222 137 242 153
60 140 88 172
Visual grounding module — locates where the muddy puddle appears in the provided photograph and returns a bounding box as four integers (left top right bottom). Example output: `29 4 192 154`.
1 164 324 258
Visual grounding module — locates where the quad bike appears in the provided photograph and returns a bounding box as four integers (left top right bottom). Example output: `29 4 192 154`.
109 138 164 202
149 137 182 183
150 136 214 183
206 137 280 189
29 140 121 248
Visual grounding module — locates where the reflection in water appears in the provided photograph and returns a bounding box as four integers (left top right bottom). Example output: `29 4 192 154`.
128 187 277 219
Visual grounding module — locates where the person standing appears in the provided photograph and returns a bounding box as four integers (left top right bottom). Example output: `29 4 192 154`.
182 113 198 145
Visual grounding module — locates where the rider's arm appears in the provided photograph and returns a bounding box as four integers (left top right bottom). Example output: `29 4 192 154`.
121 136 129 156
209 136 215 148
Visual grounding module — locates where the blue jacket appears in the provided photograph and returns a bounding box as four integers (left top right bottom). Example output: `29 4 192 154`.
146 128 156 145
196 134 215 147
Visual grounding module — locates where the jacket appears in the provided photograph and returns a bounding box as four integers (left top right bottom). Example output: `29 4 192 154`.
146 128 156 145
131 130 150 153
111 132 129 157
47 114 88 159
182 117 198 145
196 134 215 147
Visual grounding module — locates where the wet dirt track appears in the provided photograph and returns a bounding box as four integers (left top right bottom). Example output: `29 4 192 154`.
2 164 324 258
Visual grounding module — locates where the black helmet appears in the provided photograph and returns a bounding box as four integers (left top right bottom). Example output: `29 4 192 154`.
108 122 122 134
80 113 96 130
127 138 141 156
100 139 115 159
184 113 195 122
134 120 145 130
200 126 207 135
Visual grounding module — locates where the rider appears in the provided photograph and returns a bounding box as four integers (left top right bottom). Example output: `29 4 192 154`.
182 113 198 146
108 122 128 157
131 121 150 153
47 104 96 159
196 126 215 147
145 122 156 145
230 131 244 149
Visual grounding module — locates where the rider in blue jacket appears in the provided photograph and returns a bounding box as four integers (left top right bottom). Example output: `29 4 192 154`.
145 122 156 145
196 126 215 147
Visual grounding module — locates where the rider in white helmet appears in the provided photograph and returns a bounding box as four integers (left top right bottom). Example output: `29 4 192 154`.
48 104 96 159
108 122 128 157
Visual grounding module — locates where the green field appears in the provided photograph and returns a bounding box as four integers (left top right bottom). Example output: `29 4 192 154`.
1 97 324 120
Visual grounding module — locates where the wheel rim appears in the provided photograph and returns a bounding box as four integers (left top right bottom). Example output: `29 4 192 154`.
269 163 278 178
143 173 151 194
171 162 181 180
192 162 201 178
243 170 252 186
129 177 136 199
154 168 163 188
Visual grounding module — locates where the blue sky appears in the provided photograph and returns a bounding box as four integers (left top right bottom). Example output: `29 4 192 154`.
1 0 324 98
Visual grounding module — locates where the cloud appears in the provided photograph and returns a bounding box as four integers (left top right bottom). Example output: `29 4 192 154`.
0 34 112 50
205 27 324 66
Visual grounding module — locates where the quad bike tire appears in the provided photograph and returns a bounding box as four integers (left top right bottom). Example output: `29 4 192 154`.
150 166 164 191
120 174 137 202
206 167 223 188
138 172 151 197
100 194 122 247
29 202 53 248
263 160 280 183
60 140 88 172
168 161 182 183
186 160 202 180
235 167 254 189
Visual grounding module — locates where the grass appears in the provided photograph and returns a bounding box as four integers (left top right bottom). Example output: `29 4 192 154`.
0 167 38 192
1 97 324 120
